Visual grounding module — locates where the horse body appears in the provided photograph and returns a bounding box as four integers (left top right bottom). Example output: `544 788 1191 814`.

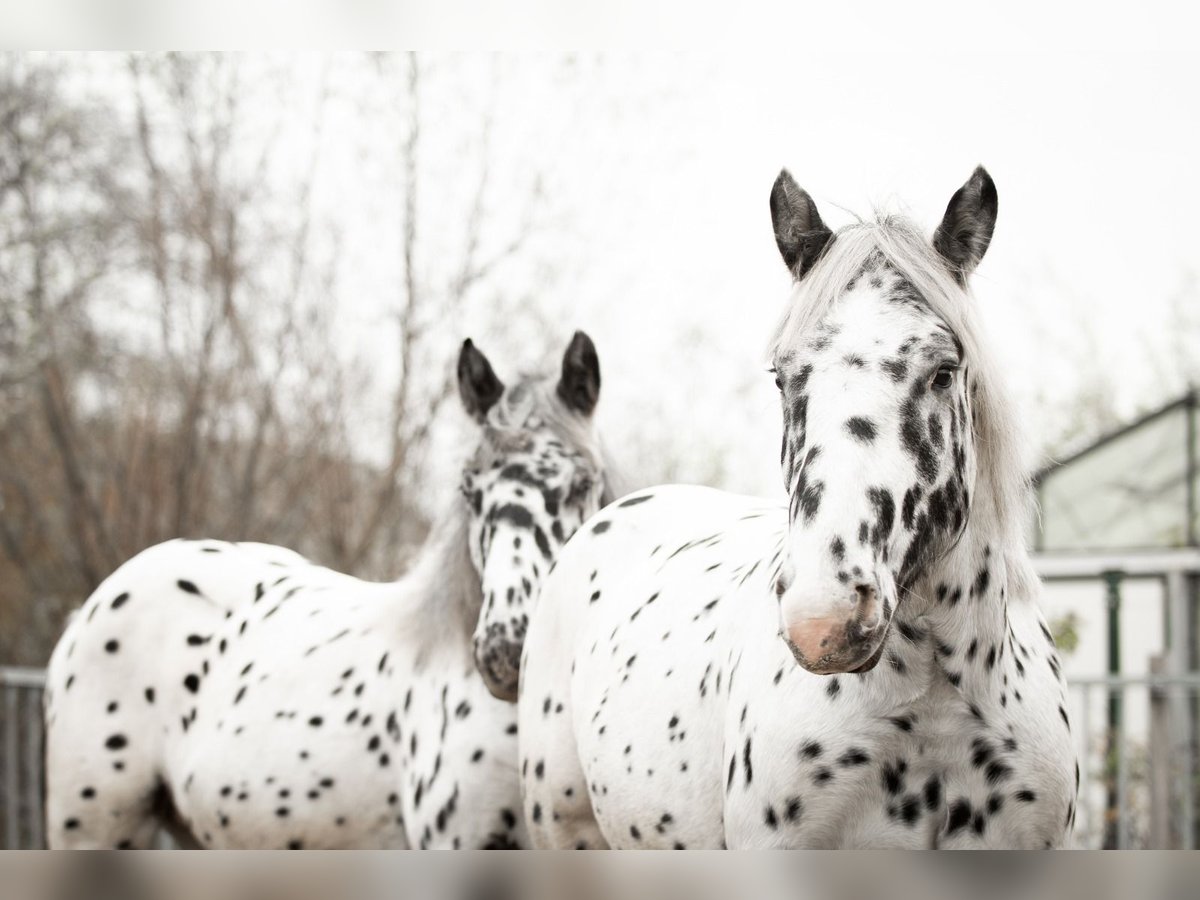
519 486 781 850
45 530 523 849
44 539 317 847
521 486 1074 848
165 538 523 850
45 333 612 849
519 169 1077 849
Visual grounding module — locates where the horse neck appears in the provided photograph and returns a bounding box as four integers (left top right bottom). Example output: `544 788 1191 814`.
913 475 1038 702
396 500 483 661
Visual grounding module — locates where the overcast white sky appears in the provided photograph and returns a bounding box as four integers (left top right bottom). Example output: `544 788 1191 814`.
12 1 1200 54
424 50 1200 497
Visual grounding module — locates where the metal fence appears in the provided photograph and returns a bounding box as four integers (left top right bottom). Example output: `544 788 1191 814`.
1068 672 1200 849
3 665 1199 849
1 666 45 850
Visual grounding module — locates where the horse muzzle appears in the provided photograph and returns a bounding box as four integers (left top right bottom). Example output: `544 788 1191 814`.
780 581 891 675
475 637 522 702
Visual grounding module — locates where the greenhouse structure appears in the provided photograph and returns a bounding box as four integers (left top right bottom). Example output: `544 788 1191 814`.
1032 390 1200 848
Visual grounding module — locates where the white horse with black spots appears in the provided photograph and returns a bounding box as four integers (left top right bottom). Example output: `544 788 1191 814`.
519 169 1077 848
44 332 617 849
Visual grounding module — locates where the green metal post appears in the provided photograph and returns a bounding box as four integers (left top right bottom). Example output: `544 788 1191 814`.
1102 570 1123 848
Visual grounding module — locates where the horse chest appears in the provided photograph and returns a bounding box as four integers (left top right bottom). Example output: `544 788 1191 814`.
719 669 942 848
718 638 1060 849
382 652 529 849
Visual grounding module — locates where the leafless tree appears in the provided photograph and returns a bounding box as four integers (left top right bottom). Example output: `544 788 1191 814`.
0 54 122 619
0 52 556 665
340 52 548 572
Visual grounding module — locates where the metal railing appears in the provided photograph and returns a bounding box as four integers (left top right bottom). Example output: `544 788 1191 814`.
1 666 45 850
4 666 1200 849
1068 672 1200 849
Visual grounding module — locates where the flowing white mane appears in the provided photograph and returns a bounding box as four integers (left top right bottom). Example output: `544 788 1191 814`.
767 214 1037 598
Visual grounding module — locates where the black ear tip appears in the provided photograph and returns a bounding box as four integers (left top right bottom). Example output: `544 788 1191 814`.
772 169 801 204
458 338 490 375
565 331 598 363
972 165 997 196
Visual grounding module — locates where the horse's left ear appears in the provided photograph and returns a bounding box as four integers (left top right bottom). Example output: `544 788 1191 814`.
933 166 998 284
557 330 600 417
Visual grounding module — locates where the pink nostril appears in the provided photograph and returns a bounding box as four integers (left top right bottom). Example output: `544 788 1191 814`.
853 582 876 604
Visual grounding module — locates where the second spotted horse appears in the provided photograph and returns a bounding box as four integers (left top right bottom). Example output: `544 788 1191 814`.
44 332 617 849
519 169 1077 848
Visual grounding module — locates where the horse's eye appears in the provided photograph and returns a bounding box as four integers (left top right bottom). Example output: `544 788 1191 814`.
770 368 783 391
931 366 955 390
460 471 478 497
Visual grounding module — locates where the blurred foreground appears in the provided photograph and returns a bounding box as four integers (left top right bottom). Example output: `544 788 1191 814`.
3 849 1198 896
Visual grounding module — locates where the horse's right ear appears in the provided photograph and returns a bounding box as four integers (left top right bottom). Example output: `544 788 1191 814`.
769 170 833 280
933 166 998 284
457 339 504 422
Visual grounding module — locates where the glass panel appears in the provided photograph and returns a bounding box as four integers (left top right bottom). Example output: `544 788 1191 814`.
1039 406 1189 551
